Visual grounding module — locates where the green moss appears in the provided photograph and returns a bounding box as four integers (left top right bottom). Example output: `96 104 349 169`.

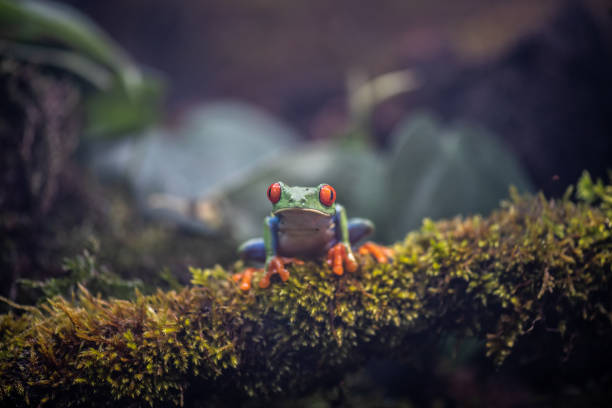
17 247 145 303
1 173 611 407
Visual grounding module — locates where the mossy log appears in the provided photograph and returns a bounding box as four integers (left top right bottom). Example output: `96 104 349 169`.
1 175 611 407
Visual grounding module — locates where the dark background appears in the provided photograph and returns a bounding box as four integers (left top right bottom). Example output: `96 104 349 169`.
58 0 612 196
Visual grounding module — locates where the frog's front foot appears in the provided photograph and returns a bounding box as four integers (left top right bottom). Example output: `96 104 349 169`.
327 243 358 276
259 256 304 289
358 241 394 263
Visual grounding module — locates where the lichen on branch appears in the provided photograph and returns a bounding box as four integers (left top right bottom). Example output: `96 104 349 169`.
1 173 611 407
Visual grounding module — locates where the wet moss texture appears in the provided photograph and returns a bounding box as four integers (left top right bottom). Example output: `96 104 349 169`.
1 173 611 407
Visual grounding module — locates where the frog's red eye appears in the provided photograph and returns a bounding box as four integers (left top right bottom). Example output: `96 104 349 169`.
267 182 282 204
319 184 336 207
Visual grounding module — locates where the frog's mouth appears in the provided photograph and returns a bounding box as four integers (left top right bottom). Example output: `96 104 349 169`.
273 208 331 217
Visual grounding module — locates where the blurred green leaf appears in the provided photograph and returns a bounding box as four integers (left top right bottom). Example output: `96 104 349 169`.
385 113 533 240
0 40 113 88
0 0 140 91
89 102 301 234
84 74 163 137
213 113 533 243
88 104 533 245
0 0 163 137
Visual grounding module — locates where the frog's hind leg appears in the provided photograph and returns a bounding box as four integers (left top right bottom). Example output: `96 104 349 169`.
348 218 374 246
359 242 394 263
347 219 393 263
238 238 265 263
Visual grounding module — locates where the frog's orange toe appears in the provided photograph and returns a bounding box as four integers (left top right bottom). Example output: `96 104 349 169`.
327 243 358 276
270 257 290 282
259 275 270 289
233 267 259 291
359 242 394 263
332 245 344 275
258 256 301 288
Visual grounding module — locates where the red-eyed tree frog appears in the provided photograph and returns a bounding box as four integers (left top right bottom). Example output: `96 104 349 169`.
233 182 392 291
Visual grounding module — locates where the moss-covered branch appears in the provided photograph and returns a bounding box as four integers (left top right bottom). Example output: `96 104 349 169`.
1 175 611 407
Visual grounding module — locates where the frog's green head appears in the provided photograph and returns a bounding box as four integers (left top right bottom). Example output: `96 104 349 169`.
267 182 337 216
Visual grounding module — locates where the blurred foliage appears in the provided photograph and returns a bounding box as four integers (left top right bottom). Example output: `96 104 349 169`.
345 68 420 146
0 61 232 301
1 173 610 407
0 0 162 137
384 113 533 238
0 0 167 302
83 78 162 137
89 102 300 235
89 184 236 285
217 112 532 242
17 246 144 304
576 170 612 207
90 103 532 243
7 180 236 303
